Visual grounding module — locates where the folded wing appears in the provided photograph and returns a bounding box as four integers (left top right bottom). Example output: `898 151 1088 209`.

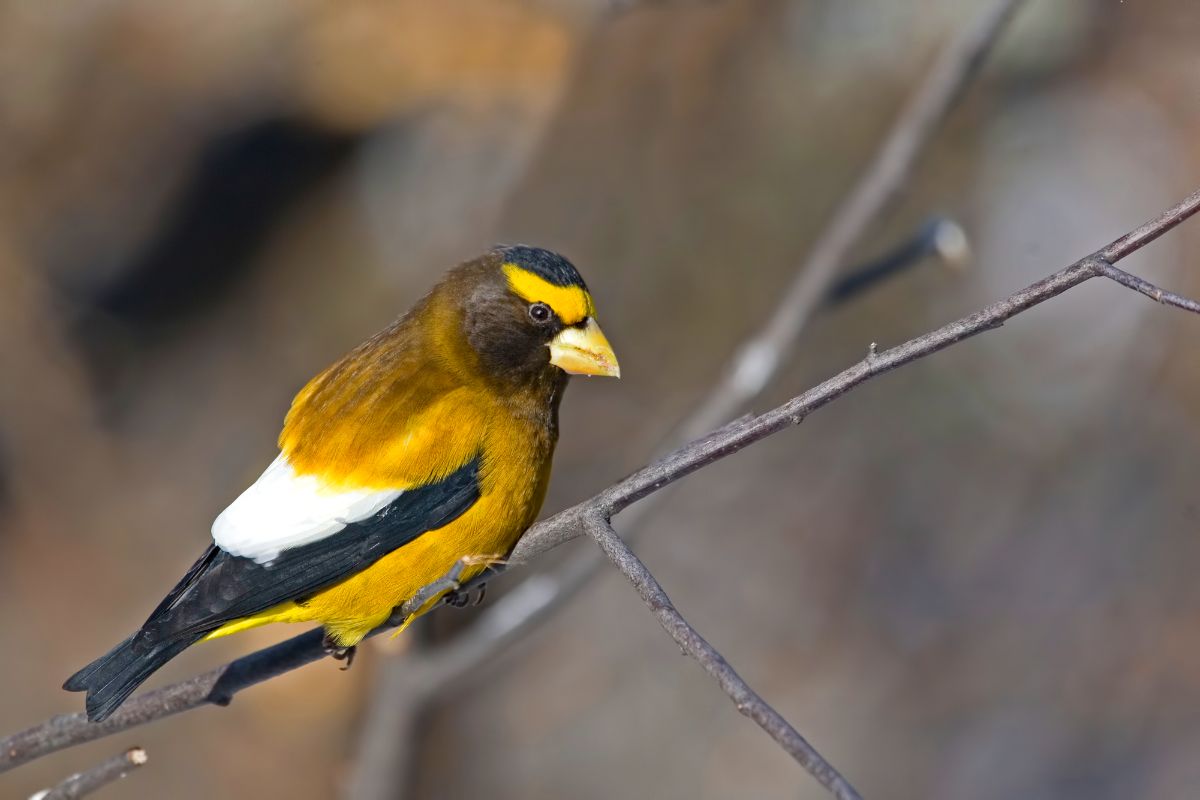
147 454 481 641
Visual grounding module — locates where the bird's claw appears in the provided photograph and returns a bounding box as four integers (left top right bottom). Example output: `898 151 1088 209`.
322 633 357 671
443 581 487 609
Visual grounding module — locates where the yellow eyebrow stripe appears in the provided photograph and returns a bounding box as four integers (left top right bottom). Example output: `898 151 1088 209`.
502 263 595 325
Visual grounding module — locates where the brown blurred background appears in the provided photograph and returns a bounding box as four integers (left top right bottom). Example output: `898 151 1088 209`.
2 0 1200 798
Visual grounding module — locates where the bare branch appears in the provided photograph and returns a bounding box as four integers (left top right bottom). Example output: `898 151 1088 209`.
1092 259 1200 314
507 194 1200 566
0 631 326 771
33 748 147 800
581 511 862 800
4 184 1198 788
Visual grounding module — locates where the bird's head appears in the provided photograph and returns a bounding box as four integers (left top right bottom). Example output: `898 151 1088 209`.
448 245 620 385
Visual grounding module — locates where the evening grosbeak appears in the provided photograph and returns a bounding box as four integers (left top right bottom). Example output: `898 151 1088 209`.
65 246 619 722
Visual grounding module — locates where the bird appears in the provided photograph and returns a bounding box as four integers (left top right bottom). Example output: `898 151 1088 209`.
64 245 619 722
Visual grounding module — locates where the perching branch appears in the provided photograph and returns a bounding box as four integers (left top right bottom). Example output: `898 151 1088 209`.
4 184 1199 793
581 511 862 800
33 748 147 800
509 192 1200 561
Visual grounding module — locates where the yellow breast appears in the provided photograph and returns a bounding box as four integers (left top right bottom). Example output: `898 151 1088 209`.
307 405 554 643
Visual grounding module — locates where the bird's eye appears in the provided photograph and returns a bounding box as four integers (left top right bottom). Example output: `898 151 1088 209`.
528 302 552 324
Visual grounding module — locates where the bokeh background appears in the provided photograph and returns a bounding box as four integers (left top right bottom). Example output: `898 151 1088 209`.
3 1 1200 798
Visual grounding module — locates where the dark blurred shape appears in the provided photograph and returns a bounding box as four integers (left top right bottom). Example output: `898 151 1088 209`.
68 118 360 345
826 217 969 305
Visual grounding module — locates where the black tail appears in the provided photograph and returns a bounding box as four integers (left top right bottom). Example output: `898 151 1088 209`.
64 631 204 722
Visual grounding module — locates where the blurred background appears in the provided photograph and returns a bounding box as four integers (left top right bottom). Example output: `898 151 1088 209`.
2 0 1200 798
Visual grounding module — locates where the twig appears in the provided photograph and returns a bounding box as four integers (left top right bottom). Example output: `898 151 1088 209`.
4 184 1199 787
1092 259 1200 313
581 511 861 800
508 192 1200 558
32 748 147 800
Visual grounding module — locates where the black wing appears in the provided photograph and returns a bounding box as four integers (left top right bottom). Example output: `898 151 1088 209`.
139 455 481 643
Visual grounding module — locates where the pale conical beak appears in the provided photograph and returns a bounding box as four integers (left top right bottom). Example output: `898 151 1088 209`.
548 318 620 377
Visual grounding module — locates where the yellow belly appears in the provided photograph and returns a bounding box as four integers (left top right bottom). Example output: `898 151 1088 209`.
202 458 546 647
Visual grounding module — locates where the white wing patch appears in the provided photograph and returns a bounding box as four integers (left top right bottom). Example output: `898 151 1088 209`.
212 455 403 565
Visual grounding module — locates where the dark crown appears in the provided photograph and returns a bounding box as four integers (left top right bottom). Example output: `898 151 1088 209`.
496 245 587 289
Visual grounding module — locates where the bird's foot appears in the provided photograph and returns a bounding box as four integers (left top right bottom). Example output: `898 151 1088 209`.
439 553 504 609
443 581 487 608
386 554 507 628
322 632 357 671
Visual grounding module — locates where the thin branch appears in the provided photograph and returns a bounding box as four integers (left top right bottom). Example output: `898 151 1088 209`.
507 194 1200 563
33 748 147 800
4 185 1199 788
581 511 861 800
1092 259 1200 314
